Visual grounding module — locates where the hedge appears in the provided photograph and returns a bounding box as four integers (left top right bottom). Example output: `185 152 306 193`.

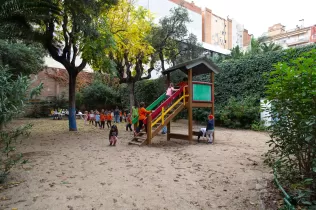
196 44 316 107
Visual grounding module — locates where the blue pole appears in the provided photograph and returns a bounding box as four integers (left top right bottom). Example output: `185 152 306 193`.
69 107 77 131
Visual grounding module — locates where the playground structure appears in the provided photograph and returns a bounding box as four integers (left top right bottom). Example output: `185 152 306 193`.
129 57 220 146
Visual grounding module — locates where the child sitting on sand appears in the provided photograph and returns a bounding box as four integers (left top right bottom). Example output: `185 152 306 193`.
109 125 118 146
197 127 207 142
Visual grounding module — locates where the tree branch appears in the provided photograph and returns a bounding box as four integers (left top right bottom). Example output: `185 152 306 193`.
62 12 71 62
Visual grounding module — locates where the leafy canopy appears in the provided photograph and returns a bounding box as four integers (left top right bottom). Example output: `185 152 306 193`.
0 40 45 76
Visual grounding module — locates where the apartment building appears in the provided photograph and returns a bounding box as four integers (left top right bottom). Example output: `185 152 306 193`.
136 0 252 54
265 23 316 48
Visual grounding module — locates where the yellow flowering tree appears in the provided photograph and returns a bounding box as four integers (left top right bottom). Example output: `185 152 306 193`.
96 0 155 110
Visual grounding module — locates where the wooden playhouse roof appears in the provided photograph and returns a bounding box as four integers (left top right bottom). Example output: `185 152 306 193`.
162 57 220 76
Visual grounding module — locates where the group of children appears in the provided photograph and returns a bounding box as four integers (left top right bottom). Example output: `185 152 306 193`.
81 104 215 146
83 109 134 146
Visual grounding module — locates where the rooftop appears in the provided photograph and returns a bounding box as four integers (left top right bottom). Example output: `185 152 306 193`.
162 56 220 76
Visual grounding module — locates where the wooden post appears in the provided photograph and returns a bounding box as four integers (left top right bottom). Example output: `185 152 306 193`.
167 122 171 141
211 72 215 143
188 69 193 141
147 115 152 145
166 73 171 141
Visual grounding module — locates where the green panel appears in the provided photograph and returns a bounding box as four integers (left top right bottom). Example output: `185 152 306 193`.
193 84 212 101
132 93 166 124
147 93 166 110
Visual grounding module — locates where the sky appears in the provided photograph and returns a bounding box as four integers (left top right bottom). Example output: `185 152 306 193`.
193 0 316 37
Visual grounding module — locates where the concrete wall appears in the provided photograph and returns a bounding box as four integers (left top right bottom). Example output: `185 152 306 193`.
232 19 244 48
137 0 203 42
210 14 228 49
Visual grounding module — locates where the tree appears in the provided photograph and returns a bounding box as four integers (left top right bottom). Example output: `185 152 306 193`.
99 0 154 111
0 0 60 40
149 6 195 70
246 36 282 55
261 42 282 53
0 40 45 76
1 0 118 131
229 45 244 59
165 33 204 65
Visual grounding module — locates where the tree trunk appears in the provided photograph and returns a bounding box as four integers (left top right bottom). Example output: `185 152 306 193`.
128 82 135 113
68 72 77 131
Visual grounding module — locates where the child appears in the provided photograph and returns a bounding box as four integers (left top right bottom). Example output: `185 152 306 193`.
84 111 88 125
89 110 95 125
197 127 207 142
135 102 151 135
100 111 106 129
123 111 127 123
126 113 133 131
109 125 118 146
119 111 123 123
107 111 112 128
206 114 215 144
95 111 101 128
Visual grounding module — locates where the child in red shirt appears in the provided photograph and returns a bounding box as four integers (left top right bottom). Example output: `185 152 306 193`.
100 112 106 129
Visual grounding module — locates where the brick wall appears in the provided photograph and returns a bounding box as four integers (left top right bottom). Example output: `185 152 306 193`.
29 68 69 101
243 29 251 47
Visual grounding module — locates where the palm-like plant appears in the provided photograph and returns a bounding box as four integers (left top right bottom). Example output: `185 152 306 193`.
230 45 244 59
0 0 60 40
261 42 282 52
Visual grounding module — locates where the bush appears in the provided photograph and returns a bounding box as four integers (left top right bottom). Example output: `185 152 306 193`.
264 49 316 207
0 67 33 182
81 81 120 110
134 78 166 106
0 40 45 76
217 95 260 129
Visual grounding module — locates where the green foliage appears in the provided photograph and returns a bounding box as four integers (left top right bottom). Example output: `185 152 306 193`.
0 0 60 40
218 95 260 129
0 66 30 127
0 124 32 183
0 67 34 183
196 44 316 107
229 45 244 59
192 108 209 123
251 121 267 131
80 81 120 110
265 49 316 207
0 40 45 76
261 42 282 53
134 78 166 106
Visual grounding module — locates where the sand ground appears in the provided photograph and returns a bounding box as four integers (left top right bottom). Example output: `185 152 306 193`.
1 119 275 210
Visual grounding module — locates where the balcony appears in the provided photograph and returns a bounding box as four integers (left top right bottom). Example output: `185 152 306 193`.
287 37 310 46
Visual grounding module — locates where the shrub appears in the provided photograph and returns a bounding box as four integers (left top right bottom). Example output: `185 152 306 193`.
264 49 316 207
134 78 166 106
0 67 33 182
218 95 260 129
81 81 120 110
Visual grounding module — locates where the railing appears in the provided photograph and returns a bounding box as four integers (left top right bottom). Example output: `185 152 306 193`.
151 86 185 120
151 86 188 128
132 92 166 124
